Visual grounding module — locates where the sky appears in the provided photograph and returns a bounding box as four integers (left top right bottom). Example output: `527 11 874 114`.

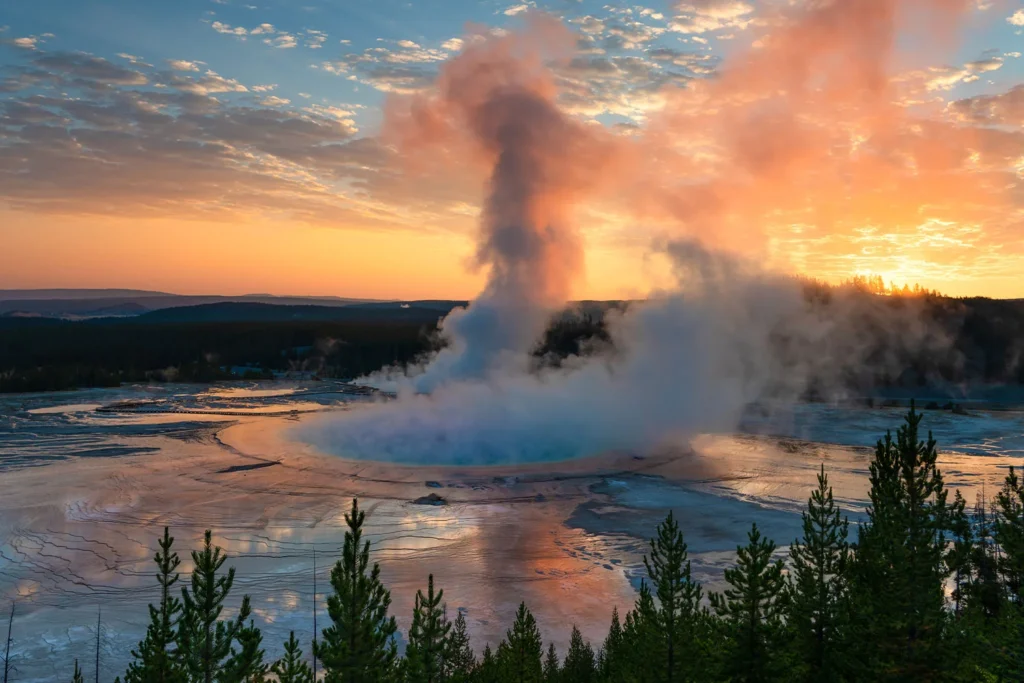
0 0 1022 299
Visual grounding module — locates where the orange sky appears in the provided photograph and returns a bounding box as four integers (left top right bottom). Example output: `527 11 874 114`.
1 1 1022 300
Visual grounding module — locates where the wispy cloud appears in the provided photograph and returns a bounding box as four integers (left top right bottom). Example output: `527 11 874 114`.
167 59 201 72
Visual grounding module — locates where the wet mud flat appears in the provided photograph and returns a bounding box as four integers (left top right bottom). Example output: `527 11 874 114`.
0 383 1021 681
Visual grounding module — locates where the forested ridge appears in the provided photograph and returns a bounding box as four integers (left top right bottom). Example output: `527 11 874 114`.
2 288 1024 393
15 405 1024 682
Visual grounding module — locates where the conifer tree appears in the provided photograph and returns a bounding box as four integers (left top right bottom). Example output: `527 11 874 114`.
496 603 542 683
621 583 657 683
445 611 475 682
948 489 974 617
598 608 624 682
849 405 952 680
124 528 186 683
787 465 850 682
561 626 596 683
271 632 314 683
995 466 1024 603
406 574 451 683
642 511 705 682
970 493 1003 619
542 643 559 683
73 659 85 683
477 645 498 683
315 498 398 683
177 530 252 683
709 523 786 683
220 620 268 683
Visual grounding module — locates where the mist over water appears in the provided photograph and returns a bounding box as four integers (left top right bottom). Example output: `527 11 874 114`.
302 242 865 465
300 0 986 465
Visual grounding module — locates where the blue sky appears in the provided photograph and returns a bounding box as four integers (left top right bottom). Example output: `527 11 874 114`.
6 0 1019 133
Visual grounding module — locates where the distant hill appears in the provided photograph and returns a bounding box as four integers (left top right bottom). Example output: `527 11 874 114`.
133 301 461 324
0 288 173 300
0 292 389 319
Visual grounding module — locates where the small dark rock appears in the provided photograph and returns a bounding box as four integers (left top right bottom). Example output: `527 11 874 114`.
413 493 448 506
925 401 940 410
952 403 969 416
425 481 443 488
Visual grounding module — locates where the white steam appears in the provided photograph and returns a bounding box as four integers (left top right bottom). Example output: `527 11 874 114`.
301 242 816 465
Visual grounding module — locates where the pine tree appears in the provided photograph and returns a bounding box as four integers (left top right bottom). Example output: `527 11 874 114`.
406 574 452 683
709 523 787 683
970 492 1003 619
445 611 475 682
220 620 268 683
995 466 1024 603
621 583 657 683
315 498 399 683
271 632 314 683
476 645 498 683
496 603 542 683
124 527 185 683
542 643 559 683
642 511 705 682
948 489 974 617
561 626 595 683
598 608 624 682
787 465 850 682
177 530 252 683
849 404 952 680
73 659 85 683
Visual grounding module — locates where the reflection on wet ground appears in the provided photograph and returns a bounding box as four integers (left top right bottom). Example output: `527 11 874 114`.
0 382 1021 681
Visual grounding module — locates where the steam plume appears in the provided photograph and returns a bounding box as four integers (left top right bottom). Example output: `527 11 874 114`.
303 1 993 464
383 17 619 392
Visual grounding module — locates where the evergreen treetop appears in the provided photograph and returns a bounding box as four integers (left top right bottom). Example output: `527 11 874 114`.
315 498 398 683
787 465 849 683
270 632 314 683
124 527 185 683
177 530 252 683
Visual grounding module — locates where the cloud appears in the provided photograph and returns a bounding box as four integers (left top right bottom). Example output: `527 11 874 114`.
305 29 327 49
164 69 248 95
948 85 1024 126
251 83 277 92
210 19 318 49
571 16 606 35
0 43 465 231
902 55 1005 92
264 33 297 48
503 3 533 16
670 0 755 34
167 59 201 72
1008 9 1024 26
29 52 149 86
441 38 464 51
320 41 451 93
211 21 248 37
12 37 39 50
303 103 359 131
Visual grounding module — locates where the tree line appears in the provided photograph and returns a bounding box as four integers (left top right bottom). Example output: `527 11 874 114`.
6 405 1024 681
5 289 1024 394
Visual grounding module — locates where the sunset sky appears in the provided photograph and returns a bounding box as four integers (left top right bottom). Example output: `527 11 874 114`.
1 0 1022 300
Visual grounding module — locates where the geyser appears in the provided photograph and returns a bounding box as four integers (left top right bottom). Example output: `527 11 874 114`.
380 16 619 394
301 0 993 466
